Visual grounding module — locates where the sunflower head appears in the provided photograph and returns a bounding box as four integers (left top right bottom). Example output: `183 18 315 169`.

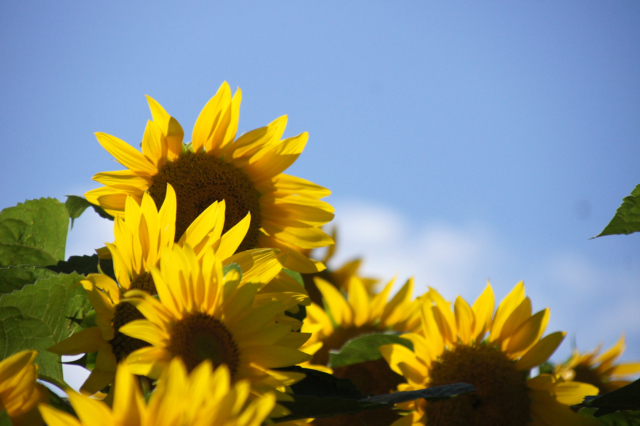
38 359 276 426
119 243 311 397
380 282 599 426
86 82 334 273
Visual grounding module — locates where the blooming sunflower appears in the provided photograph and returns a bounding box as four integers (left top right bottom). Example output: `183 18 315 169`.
85 82 334 273
38 358 276 426
119 243 311 400
0 350 48 426
48 185 285 395
556 334 640 395
380 282 600 426
304 276 422 367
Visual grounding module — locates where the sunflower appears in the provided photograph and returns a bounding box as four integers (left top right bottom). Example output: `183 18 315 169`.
48 186 285 395
85 82 334 273
119 243 312 401
556 334 640 395
380 282 600 426
0 350 48 426
304 276 422 367
38 358 276 426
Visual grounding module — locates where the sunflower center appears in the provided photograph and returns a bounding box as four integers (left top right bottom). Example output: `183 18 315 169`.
110 273 157 362
424 344 530 426
168 312 239 375
312 325 378 366
148 152 262 252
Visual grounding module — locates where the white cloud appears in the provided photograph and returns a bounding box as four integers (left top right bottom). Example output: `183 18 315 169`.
328 198 640 364
65 207 114 258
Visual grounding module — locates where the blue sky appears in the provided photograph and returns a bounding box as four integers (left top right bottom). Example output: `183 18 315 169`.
2 1 640 375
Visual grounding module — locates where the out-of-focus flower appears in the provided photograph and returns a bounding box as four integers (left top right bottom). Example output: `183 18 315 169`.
380 282 599 426
0 350 48 426
86 82 334 273
557 334 640 394
39 359 276 426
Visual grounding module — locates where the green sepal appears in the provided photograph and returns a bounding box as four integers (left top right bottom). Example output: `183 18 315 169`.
328 333 413 368
223 263 242 280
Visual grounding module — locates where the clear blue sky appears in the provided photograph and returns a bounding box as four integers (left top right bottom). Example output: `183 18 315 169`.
2 1 639 364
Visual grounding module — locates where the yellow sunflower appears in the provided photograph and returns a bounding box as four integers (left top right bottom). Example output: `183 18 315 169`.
119 243 311 400
38 358 276 426
556 334 640 395
0 350 48 426
380 282 600 426
85 82 334 273
48 185 285 395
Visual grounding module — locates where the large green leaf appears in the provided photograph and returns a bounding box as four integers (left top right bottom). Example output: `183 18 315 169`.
329 333 414 368
0 198 69 266
0 265 57 295
596 184 640 237
48 255 100 276
65 195 113 228
575 378 640 417
275 367 474 422
0 273 92 381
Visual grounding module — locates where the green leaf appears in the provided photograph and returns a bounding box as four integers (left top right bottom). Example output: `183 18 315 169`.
0 410 10 426
47 255 99 276
283 268 304 286
574 378 640 417
0 273 92 381
329 333 414 368
0 198 69 266
0 265 58 295
65 196 113 228
275 367 474 422
579 408 640 426
596 184 640 237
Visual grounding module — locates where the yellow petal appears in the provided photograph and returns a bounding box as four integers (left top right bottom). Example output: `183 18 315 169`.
119 319 170 347
595 334 625 372
471 282 494 340
141 119 167 167
192 82 232 153
454 296 475 345
125 347 172 379
348 277 371 327
381 278 413 327
48 327 104 355
490 281 525 343
243 132 308 182
92 170 151 192
506 308 550 359
216 212 250 260
262 174 331 199
145 95 183 161
95 132 157 176
80 369 115 396
261 224 334 250
606 362 640 377
112 364 145 425
39 404 83 426
257 234 325 273
515 331 566 371
553 380 600 405
315 277 352 327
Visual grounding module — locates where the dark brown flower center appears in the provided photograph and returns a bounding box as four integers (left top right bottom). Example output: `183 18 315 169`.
573 365 607 395
424 344 530 426
110 273 157 362
148 151 262 252
168 312 239 375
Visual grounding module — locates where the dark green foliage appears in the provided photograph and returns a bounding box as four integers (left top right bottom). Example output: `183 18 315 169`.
0 273 92 381
0 198 68 265
48 255 100 276
329 333 413 368
575 378 640 417
65 195 113 228
596 184 640 237
0 265 57 295
275 367 475 422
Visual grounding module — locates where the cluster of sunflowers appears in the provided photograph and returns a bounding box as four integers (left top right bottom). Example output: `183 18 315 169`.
1 82 639 426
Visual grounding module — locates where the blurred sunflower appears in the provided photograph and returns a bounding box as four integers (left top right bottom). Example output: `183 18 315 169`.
556 334 640 395
120 243 311 400
49 186 285 395
85 82 334 273
304 276 422 367
0 350 48 426
39 358 276 426
380 282 599 426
